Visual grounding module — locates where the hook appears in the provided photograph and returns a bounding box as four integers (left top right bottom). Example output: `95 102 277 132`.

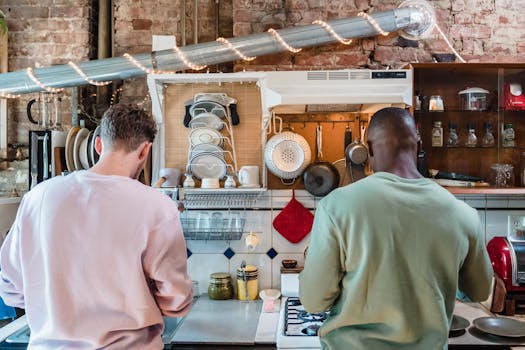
332 121 335 129
302 121 306 129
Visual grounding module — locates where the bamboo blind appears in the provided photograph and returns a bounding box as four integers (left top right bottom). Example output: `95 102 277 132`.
164 82 263 184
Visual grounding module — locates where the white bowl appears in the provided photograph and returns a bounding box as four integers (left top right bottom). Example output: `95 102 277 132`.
201 178 220 189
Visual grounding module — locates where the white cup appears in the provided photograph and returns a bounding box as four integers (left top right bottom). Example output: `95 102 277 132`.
201 178 220 189
245 232 260 251
238 165 260 188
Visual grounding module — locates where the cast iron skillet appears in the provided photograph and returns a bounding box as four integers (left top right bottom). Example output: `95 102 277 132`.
303 125 340 197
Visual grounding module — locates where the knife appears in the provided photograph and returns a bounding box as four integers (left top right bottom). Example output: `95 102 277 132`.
30 132 38 189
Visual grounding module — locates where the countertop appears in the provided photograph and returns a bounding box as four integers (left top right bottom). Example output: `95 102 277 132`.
172 296 266 345
2 297 525 349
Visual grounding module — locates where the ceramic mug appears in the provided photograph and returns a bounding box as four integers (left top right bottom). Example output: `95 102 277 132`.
245 232 260 251
238 165 260 188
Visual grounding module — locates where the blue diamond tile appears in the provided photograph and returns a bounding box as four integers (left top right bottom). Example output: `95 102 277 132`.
266 248 278 259
186 248 192 258
223 247 236 259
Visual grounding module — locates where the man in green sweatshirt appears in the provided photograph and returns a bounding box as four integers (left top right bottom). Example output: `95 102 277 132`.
299 107 493 350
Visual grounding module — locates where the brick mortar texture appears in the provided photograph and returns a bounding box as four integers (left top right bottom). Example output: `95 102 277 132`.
0 0 523 151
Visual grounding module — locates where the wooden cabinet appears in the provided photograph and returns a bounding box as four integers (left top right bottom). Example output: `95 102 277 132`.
413 63 525 194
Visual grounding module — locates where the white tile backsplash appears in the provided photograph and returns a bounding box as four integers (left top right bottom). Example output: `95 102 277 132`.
184 190 525 292
187 253 229 296
271 210 312 254
230 253 272 293
271 253 305 290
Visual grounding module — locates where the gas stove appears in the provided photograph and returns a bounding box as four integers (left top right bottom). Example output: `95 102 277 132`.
277 297 327 349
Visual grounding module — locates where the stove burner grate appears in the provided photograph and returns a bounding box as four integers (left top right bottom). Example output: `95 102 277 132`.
301 324 321 336
298 310 327 322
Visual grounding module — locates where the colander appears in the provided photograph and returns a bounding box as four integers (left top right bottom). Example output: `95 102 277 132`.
264 131 311 180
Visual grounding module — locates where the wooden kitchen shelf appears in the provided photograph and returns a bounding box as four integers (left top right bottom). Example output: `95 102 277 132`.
444 187 525 195
414 63 525 191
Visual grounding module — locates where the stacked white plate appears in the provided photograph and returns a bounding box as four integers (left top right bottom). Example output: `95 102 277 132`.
187 97 229 180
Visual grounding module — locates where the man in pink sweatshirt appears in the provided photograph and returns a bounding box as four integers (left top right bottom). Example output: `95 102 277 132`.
0 104 193 349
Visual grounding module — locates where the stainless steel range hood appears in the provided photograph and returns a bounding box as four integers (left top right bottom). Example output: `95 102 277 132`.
259 69 413 114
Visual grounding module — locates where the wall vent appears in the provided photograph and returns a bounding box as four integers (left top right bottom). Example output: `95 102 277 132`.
306 72 328 80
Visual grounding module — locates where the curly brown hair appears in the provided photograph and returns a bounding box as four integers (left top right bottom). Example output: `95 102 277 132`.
100 104 157 153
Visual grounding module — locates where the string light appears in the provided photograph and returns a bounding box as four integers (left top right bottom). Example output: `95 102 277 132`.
216 37 256 61
267 28 302 53
26 67 64 93
357 12 390 36
110 87 123 106
313 20 353 45
68 61 112 86
172 46 207 71
434 23 466 63
0 92 21 99
123 53 178 74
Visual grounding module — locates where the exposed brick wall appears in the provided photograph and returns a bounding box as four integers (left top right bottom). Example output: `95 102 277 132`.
0 0 94 146
3 0 525 146
232 0 525 71
113 0 233 105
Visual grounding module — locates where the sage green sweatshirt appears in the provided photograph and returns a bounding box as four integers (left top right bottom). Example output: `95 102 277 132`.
299 172 492 350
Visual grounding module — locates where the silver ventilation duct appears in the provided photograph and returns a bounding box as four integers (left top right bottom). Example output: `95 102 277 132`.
0 0 436 95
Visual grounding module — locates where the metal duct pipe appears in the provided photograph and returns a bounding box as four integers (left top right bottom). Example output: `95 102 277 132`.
0 5 432 95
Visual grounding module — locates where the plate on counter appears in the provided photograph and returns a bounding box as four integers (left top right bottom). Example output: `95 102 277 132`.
473 317 525 337
450 314 470 332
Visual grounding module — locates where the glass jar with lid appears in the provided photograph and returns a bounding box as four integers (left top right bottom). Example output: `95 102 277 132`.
236 265 259 301
208 272 233 300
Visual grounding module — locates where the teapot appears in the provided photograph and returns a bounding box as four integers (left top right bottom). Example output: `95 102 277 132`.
27 92 62 129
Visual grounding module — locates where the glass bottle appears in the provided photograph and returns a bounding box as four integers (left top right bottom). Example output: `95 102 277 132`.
481 122 495 147
447 123 459 147
465 123 478 147
431 121 443 147
502 123 516 148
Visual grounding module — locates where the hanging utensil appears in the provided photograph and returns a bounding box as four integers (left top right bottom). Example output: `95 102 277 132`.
345 124 368 182
303 124 340 197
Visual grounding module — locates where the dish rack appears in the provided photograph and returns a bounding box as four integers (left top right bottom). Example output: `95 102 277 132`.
186 98 239 180
179 188 263 209
180 210 246 241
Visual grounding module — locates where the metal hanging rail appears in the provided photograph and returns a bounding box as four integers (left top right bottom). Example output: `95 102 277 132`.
0 1 435 95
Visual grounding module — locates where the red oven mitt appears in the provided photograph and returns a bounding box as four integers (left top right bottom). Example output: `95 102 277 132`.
273 190 314 243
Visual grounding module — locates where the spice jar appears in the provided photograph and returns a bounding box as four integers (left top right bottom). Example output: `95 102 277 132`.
208 272 233 300
236 265 259 301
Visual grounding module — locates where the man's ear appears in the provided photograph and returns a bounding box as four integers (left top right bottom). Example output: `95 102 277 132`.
138 141 152 161
94 136 103 155
367 140 374 157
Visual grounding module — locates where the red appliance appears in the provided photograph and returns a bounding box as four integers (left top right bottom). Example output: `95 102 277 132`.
503 83 525 111
487 237 525 292
487 236 525 314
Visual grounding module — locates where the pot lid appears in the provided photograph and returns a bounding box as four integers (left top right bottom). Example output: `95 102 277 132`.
459 87 489 95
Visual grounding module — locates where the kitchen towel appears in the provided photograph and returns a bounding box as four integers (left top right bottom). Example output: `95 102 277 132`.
273 190 314 243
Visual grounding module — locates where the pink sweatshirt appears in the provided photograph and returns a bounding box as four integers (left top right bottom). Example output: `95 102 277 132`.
0 171 193 349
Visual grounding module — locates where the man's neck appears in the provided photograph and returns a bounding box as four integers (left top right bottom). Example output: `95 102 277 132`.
89 152 134 178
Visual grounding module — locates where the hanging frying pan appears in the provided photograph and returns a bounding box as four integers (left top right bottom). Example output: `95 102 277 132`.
345 125 368 182
303 125 340 197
